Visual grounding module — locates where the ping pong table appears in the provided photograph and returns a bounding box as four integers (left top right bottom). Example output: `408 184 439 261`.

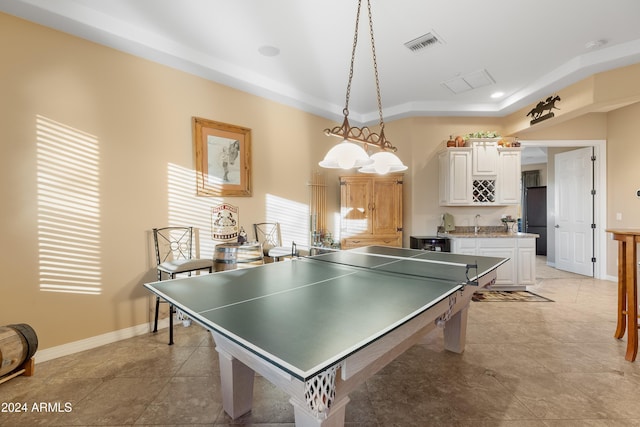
144 245 506 426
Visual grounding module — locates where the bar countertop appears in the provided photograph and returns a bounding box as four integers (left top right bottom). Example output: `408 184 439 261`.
438 226 539 239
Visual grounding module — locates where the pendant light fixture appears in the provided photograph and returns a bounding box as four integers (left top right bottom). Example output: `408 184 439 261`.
319 0 407 174
358 151 408 174
318 140 372 169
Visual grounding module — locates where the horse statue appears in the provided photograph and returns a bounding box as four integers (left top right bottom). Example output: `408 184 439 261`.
527 95 561 120
540 95 561 116
527 102 544 119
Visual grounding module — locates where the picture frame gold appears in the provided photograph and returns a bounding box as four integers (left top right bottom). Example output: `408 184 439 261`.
193 117 252 197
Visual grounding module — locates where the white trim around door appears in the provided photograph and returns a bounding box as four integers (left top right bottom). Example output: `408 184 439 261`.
520 139 607 280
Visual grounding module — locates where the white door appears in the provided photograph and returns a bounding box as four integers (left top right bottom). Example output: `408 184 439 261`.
554 147 593 276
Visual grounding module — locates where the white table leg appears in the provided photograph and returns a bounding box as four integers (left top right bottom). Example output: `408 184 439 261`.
443 303 468 353
290 395 350 427
217 346 255 419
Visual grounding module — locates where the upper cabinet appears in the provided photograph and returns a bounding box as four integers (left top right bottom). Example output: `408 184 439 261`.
340 174 403 249
439 148 472 205
496 149 521 204
472 140 498 176
439 139 521 206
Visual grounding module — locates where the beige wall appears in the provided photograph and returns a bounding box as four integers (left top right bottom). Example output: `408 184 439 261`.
0 13 336 349
2 12 640 352
607 102 640 226
516 113 608 140
388 117 510 237
606 102 640 274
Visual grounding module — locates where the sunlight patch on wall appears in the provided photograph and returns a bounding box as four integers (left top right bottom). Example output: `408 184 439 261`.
167 163 222 259
36 116 101 295
331 212 341 241
266 194 310 246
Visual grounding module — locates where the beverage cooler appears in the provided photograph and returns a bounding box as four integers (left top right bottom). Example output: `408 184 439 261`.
409 236 450 252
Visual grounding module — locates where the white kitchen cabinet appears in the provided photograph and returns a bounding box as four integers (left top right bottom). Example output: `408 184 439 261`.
448 236 536 290
439 145 521 206
472 140 498 176
476 239 517 287
438 148 472 205
451 238 477 256
496 148 521 204
516 238 536 285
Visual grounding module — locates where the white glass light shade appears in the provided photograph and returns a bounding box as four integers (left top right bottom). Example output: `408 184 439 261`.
358 151 407 174
318 141 373 169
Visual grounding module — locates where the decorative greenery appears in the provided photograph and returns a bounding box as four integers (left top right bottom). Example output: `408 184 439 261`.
465 131 501 139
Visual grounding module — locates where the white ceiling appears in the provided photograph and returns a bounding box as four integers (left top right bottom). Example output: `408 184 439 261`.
521 146 548 165
3 0 640 125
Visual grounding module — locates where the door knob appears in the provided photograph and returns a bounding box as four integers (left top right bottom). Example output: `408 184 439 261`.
555 225 560 228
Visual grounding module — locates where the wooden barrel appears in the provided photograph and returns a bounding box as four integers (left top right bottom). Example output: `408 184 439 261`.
214 243 264 271
0 324 38 378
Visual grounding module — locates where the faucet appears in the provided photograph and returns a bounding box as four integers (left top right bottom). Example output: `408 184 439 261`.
474 214 481 235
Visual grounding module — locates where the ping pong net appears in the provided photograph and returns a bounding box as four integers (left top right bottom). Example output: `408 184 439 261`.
307 247 480 287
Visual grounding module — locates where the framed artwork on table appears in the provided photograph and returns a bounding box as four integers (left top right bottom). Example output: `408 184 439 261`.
193 117 252 197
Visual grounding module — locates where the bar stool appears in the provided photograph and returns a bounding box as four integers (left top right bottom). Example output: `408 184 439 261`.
606 228 640 362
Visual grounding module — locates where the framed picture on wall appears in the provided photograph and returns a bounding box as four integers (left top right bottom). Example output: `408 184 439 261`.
193 117 252 197
211 203 239 240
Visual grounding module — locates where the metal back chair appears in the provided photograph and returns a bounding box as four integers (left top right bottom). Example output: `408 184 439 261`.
253 222 282 255
253 222 298 261
152 227 213 344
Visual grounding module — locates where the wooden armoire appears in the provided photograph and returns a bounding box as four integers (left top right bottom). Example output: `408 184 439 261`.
339 174 403 249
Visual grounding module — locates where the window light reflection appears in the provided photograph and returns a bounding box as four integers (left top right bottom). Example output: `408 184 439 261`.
265 194 310 246
167 163 222 259
36 115 101 295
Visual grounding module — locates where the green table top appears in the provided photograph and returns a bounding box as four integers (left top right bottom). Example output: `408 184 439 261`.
144 246 506 380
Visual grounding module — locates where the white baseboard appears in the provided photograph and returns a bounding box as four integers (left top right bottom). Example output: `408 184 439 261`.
547 261 617 282
34 319 170 364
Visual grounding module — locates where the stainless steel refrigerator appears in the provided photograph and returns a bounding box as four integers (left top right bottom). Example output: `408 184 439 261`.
524 186 547 256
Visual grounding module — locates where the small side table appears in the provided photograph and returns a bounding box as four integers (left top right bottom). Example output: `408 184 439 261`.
606 228 640 362
214 242 264 271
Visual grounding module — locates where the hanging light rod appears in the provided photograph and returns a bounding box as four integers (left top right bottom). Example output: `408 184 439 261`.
324 109 397 152
321 0 404 170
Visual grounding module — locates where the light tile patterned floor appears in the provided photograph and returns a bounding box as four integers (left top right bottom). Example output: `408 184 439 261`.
1 260 639 426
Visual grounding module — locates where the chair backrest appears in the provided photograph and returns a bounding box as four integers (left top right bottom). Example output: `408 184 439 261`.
253 222 282 249
153 227 195 266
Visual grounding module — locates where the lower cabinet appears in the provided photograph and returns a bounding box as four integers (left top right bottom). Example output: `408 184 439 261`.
516 238 536 285
452 238 477 256
476 239 517 287
342 236 402 249
450 237 536 290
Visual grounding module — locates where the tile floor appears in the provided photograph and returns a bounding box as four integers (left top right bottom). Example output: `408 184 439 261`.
1 259 639 426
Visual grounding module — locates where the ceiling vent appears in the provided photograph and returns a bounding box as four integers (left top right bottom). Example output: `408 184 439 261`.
442 69 496 94
404 32 443 52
